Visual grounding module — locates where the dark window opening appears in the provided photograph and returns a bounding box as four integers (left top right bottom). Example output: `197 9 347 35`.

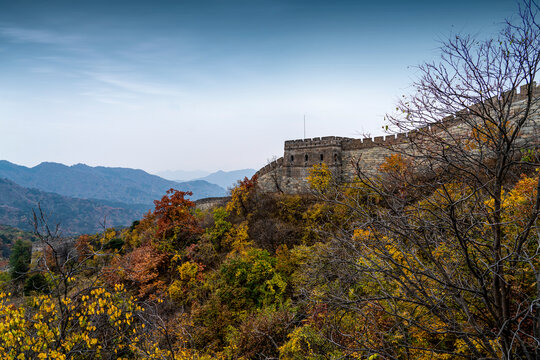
305 154 309 162
334 154 338 163
320 154 324 161
290 155 294 162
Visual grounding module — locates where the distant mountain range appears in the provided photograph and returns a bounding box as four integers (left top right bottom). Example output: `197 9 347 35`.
157 168 256 188
0 161 226 204
0 178 148 235
0 161 255 235
156 169 211 181
196 169 256 189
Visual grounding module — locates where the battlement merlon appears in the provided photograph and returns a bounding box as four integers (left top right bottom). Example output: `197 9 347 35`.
284 136 352 150
511 82 540 101
283 134 414 151
256 82 540 195
255 157 284 178
283 81 539 145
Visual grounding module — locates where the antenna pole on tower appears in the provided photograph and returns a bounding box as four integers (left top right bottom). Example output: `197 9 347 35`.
303 114 306 140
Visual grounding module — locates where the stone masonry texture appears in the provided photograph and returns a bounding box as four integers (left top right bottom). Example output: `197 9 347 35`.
256 83 540 194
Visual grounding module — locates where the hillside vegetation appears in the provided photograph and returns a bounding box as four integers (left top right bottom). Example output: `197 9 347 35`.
1 4 539 359
0 178 148 235
0 161 539 358
0 225 36 261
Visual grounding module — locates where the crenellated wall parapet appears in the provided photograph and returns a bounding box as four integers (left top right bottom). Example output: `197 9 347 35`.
256 82 540 194
257 157 284 178
284 136 352 149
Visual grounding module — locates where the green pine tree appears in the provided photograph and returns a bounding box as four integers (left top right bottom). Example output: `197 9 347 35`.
9 239 32 282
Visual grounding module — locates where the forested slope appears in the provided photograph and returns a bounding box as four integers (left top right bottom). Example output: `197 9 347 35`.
0 178 147 234
2 162 540 359
1 5 540 359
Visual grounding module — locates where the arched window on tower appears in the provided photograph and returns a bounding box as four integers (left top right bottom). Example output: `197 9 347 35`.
334 153 338 163
320 153 324 161
305 154 309 162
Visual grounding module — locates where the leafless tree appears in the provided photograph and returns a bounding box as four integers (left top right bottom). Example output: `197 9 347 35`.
266 156 285 194
27 206 183 359
306 2 540 359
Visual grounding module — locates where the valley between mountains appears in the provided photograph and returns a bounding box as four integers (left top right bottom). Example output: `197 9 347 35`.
0 160 254 234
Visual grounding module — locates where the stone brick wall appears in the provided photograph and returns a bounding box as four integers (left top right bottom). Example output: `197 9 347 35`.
194 197 231 211
256 83 540 194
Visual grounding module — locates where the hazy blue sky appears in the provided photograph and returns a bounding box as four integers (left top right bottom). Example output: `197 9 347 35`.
0 0 517 173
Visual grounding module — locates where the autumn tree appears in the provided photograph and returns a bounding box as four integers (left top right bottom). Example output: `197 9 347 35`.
226 175 258 218
0 204 192 359
305 2 540 359
152 188 202 252
108 189 204 297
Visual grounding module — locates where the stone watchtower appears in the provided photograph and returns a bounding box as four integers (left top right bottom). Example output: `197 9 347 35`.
283 136 349 179
256 134 405 193
256 81 540 195
252 136 350 193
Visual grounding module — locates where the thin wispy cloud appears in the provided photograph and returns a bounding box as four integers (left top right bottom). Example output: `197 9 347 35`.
0 26 78 45
89 72 184 97
79 88 143 108
0 1 518 172
28 66 57 74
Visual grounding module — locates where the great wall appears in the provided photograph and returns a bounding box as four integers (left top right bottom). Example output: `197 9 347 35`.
255 83 540 194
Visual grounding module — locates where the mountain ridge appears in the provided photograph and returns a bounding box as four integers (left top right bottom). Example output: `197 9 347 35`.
0 161 226 204
0 178 148 235
195 168 256 189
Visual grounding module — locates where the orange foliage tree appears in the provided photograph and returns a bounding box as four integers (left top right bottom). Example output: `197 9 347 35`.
107 189 203 299
106 243 169 299
153 189 203 252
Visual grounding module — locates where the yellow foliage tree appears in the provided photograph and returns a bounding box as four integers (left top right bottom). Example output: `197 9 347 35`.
307 164 332 193
0 285 175 359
